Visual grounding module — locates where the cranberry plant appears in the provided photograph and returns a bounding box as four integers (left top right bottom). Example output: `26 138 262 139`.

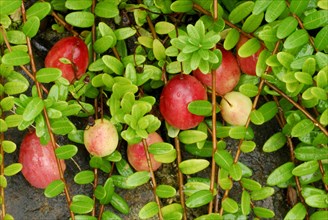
0 0 327 219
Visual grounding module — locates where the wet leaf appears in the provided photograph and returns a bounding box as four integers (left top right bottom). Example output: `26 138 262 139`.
74 170 94 184
55 144 78 159
253 207 275 218
126 171 150 187
241 191 251 215
186 190 213 208
138 202 159 219
2 50 30 66
188 100 212 116
222 197 238 213
284 203 306 220
251 187 275 200
36 68 62 83
229 1 254 24
65 12 94 28
267 162 294 186
44 180 65 198
263 132 287 152
179 159 209 174
4 163 22 176
179 130 207 144
156 184 176 198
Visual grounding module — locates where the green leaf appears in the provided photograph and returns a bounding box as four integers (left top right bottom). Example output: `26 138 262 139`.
155 21 175 35
310 211 328 220
2 50 30 66
292 160 319 176
102 55 124 75
240 178 262 191
55 144 78 159
305 194 328 208
188 100 212 116
240 141 256 153
241 191 251 215
5 115 23 127
0 0 22 15
65 12 94 28
284 29 309 49
179 130 207 144
320 108 328 126
74 170 95 184
148 142 174 155
250 110 265 125
228 1 254 24
114 27 136 40
222 197 238 213
284 202 307 220
170 0 193 12
229 126 246 139
0 175 7 188
23 97 44 121
153 149 176 163
214 150 233 170
265 0 286 22
195 213 222 220
267 162 295 186
44 180 65 198
0 96 14 111
242 13 264 33
22 16 40 38
289 0 309 16
295 146 328 161
257 101 278 122
179 159 209 174
36 68 62 83
303 10 328 30
153 39 166 61
291 119 314 137
253 0 272 15
277 17 298 39
263 132 287 152
93 36 114 54
238 38 261 58
251 187 274 200
51 117 75 135
1 140 16 153
110 192 130 214
223 28 240 50
229 163 242 181
70 198 94 214
4 163 22 176
277 51 294 69
126 171 150 187
161 203 183 218
101 210 121 220
315 25 328 51
26 1 51 20
139 202 159 219
295 71 313 85
185 190 213 208
239 83 259 97
156 184 176 198
253 207 275 218
65 0 92 10
95 1 118 18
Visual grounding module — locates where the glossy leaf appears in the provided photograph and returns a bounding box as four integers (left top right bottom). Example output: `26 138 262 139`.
74 170 95 184
65 12 94 28
223 28 240 50
263 132 287 152
228 1 254 24
1 140 16 154
4 163 22 176
242 13 264 33
2 50 30 66
238 38 261 58
305 194 328 208
284 29 309 49
251 187 274 200
126 171 150 187
156 184 176 198
292 160 319 176
44 180 65 198
265 0 286 22
188 100 212 116
241 191 251 215
240 141 256 153
100 178 115 204
55 144 78 159
222 197 238 213
185 190 213 208
70 198 94 214
241 178 262 191
253 207 275 218
178 130 207 144
179 159 209 174
291 119 314 137
214 150 233 170
277 17 298 39
110 192 130 214
139 202 159 219
36 68 62 83
101 211 121 220
284 202 307 220
267 162 295 186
